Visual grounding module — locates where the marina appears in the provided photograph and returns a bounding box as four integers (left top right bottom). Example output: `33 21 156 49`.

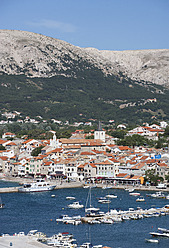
1 180 169 247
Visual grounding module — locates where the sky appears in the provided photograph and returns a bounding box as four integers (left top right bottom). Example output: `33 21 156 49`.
1 0 169 51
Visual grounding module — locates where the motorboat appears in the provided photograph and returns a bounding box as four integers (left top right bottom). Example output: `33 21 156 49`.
56 215 73 222
136 196 145 202
106 194 117 199
56 214 81 224
100 218 113 224
85 207 100 213
66 196 75 200
151 191 165 198
27 230 38 236
83 185 89 189
129 192 140 196
150 231 169 237
88 219 101 224
145 238 159 243
98 198 111 204
68 201 84 209
18 179 56 193
158 227 169 233
46 232 77 247
125 188 134 192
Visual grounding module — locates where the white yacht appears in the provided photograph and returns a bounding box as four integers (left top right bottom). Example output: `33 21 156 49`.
18 179 56 193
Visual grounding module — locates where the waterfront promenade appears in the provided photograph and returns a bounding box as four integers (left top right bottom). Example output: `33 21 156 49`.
1 175 169 193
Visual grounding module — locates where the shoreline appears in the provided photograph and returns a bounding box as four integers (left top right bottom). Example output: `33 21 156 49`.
1 175 169 193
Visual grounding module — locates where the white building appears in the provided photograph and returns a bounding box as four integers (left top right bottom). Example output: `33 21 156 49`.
94 121 105 142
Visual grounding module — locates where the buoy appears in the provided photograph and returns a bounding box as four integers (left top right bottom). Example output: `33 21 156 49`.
62 208 64 210
51 219 52 221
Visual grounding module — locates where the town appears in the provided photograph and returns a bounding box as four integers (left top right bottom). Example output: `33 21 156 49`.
0 115 169 187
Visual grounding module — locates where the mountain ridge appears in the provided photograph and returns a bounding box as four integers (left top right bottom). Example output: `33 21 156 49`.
0 29 169 86
0 29 169 124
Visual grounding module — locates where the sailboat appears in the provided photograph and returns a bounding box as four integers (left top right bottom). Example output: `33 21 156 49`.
0 196 5 208
85 187 100 217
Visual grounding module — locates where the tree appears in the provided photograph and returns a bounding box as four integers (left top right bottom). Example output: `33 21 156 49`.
31 146 44 156
144 169 164 186
0 145 5 150
107 130 126 139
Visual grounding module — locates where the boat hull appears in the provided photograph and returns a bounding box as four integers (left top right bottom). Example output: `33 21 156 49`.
18 185 55 193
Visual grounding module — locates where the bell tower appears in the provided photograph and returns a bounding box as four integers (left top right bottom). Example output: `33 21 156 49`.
94 121 105 142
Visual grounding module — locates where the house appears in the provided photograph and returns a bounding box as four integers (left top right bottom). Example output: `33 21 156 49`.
155 162 169 180
95 159 119 178
2 132 16 139
77 162 97 180
64 158 78 180
48 159 65 179
0 156 10 174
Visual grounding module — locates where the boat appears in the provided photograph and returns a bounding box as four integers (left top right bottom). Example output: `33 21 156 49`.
68 201 84 209
151 191 165 198
46 232 77 247
0 196 5 208
129 192 140 196
85 187 100 216
100 218 113 224
18 179 56 193
98 199 111 204
150 232 169 237
145 238 159 243
125 188 134 192
88 219 101 224
83 185 89 189
158 227 169 233
66 196 75 200
106 194 117 199
27 230 38 236
136 196 145 202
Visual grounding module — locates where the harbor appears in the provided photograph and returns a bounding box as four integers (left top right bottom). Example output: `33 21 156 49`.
1 180 169 247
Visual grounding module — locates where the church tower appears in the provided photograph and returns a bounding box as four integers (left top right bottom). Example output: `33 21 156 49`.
50 131 61 148
94 121 105 142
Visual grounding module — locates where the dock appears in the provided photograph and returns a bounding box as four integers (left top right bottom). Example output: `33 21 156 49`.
0 235 48 248
0 187 19 193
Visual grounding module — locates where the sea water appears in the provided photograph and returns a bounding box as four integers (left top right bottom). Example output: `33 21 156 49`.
1 180 169 248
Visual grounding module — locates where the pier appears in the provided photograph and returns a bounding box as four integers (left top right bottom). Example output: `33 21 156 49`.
0 187 19 193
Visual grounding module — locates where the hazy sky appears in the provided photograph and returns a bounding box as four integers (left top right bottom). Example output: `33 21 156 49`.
1 0 169 50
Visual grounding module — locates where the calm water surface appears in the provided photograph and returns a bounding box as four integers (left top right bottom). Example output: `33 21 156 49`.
1 180 169 248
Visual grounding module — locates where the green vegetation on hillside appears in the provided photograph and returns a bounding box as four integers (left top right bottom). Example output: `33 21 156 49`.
0 63 169 124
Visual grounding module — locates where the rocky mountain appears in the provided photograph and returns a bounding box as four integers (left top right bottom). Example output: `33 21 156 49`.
0 29 169 124
0 29 169 87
